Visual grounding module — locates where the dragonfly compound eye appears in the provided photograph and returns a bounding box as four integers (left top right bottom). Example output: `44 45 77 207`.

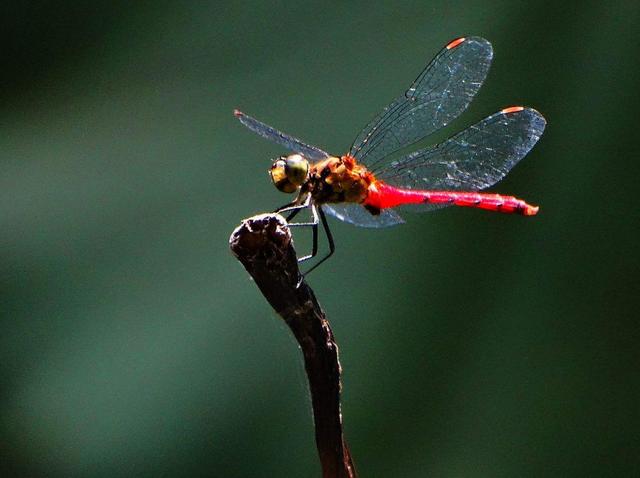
284 154 309 186
270 154 309 193
269 157 299 193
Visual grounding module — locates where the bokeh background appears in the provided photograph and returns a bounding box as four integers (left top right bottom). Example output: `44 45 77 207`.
2 1 638 477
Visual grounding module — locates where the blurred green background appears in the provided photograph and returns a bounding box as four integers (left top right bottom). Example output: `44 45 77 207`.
2 1 638 477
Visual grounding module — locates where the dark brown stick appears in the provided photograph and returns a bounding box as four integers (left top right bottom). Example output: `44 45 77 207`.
229 213 356 478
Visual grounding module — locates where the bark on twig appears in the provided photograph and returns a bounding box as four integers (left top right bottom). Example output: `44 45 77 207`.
229 213 356 478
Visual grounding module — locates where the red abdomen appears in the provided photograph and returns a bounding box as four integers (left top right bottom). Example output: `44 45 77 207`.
364 182 539 216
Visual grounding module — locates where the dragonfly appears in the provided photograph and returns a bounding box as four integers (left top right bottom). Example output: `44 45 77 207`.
235 36 546 274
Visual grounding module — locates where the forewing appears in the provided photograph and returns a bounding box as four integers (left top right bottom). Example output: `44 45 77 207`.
349 37 493 169
378 107 546 193
322 203 405 228
235 110 330 160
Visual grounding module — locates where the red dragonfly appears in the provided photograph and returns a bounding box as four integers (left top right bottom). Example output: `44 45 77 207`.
235 36 546 273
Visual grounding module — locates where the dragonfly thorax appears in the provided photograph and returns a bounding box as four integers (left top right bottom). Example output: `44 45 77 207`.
269 154 310 193
307 155 375 205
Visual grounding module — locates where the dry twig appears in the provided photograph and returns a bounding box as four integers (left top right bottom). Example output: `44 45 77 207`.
229 213 356 478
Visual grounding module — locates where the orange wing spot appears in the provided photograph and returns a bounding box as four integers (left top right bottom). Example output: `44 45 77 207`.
501 106 525 114
446 37 466 50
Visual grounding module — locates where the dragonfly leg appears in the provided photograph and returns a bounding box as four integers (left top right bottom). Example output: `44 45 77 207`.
274 202 300 214
274 193 311 216
273 199 334 285
288 203 319 263
300 205 334 277
285 208 302 222
275 195 317 252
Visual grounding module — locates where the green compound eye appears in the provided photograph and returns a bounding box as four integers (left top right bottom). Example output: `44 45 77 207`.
270 155 309 193
284 154 309 187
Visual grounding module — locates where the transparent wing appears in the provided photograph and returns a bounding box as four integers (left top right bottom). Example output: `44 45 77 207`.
349 37 493 169
322 203 405 228
378 107 546 194
235 110 330 160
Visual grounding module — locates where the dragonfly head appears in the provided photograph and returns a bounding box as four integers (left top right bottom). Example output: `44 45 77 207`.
269 154 309 193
